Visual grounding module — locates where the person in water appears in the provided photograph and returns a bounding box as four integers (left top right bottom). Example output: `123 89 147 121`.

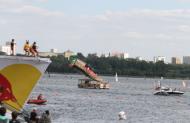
23 40 30 56
0 106 9 123
9 111 20 123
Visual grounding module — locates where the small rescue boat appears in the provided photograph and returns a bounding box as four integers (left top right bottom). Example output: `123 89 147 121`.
27 99 47 105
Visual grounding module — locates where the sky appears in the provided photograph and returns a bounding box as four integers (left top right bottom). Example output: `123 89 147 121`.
1 0 190 61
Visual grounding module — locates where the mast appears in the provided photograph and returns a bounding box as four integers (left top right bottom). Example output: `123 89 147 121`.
115 72 118 82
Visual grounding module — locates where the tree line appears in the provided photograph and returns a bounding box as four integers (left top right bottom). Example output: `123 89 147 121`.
47 53 190 79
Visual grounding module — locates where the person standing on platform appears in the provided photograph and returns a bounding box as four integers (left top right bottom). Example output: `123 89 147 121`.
10 39 16 55
23 40 30 56
30 42 38 57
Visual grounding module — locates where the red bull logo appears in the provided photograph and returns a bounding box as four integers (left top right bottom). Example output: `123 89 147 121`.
0 74 17 102
0 63 42 111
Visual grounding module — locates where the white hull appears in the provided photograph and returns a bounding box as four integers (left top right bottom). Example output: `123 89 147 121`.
0 55 51 120
0 56 51 73
154 88 184 96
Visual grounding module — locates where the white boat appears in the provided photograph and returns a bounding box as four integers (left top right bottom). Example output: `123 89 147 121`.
115 72 118 82
0 55 51 120
154 87 184 96
154 80 184 96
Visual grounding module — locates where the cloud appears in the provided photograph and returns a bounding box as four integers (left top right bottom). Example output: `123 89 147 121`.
97 9 190 19
177 25 190 32
12 5 64 16
35 0 48 2
0 19 7 25
0 0 22 9
176 0 190 2
0 1 63 17
121 32 173 41
123 32 146 39
0 0 63 17
1 7 190 60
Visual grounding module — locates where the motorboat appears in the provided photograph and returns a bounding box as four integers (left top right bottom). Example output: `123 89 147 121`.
154 87 184 96
27 99 47 105
166 89 184 95
78 79 110 89
154 78 184 96
27 94 47 105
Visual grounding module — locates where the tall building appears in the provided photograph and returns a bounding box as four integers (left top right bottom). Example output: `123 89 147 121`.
0 42 12 55
100 53 109 58
136 56 143 61
122 53 129 59
39 49 58 57
50 49 58 53
183 56 190 64
63 50 75 60
171 57 181 64
153 56 166 63
109 52 129 59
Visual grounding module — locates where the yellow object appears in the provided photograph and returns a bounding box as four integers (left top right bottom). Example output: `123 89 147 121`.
24 44 30 51
0 64 41 111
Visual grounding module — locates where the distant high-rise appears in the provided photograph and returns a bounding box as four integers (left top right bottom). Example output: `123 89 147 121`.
183 56 190 64
39 49 58 57
136 56 143 61
50 49 58 53
0 42 12 55
63 50 75 60
109 52 129 59
153 56 166 63
171 57 181 64
122 53 129 59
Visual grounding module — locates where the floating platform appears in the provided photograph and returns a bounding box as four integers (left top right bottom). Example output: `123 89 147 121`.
78 79 110 89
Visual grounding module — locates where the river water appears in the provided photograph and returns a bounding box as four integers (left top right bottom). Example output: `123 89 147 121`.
24 74 190 123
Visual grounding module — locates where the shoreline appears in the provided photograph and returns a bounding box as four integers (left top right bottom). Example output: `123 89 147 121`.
45 72 190 80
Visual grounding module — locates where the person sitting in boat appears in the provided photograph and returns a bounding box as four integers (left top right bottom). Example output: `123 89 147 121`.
37 94 43 100
23 40 30 56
